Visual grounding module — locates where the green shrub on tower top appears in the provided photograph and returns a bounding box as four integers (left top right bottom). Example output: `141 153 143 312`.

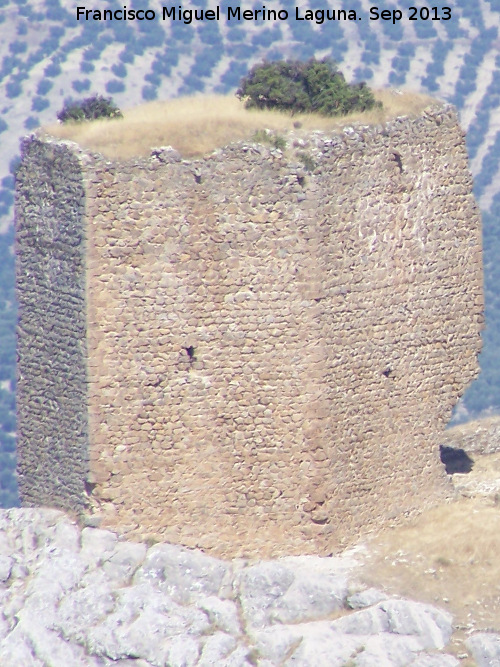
57 94 123 123
236 58 381 116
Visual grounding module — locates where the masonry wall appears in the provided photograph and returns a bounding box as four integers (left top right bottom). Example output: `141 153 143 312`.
16 104 484 558
15 139 88 513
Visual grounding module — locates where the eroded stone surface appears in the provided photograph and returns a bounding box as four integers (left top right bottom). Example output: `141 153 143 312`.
466 632 500 667
16 105 483 559
0 509 469 667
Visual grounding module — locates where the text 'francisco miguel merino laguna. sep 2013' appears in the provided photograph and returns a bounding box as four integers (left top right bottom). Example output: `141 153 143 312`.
75 5 453 25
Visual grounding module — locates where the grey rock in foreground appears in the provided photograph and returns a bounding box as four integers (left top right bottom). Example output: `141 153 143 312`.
0 508 471 666
467 632 500 667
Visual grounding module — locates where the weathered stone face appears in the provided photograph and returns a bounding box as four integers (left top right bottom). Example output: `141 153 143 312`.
15 140 88 514
15 104 484 558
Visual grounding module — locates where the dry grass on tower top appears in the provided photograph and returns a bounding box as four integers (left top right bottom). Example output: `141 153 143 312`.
42 90 438 161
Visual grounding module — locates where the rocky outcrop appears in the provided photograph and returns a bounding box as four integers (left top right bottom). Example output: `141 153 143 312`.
441 417 500 456
467 633 500 667
0 508 484 666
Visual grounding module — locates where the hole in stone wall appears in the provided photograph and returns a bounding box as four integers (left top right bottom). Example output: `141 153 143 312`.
392 152 403 172
382 367 395 378
184 346 196 361
84 480 97 496
440 445 474 474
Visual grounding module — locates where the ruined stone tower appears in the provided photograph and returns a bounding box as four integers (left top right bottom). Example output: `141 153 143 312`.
15 103 483 557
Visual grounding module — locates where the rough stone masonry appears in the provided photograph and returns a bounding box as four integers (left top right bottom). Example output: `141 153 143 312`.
15 103 484 558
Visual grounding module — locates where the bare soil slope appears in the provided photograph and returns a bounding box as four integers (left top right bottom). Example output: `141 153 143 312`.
359 445 500 664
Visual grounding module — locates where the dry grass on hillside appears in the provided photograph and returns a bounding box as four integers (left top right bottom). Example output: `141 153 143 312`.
42 90 438 161
358 453 500 661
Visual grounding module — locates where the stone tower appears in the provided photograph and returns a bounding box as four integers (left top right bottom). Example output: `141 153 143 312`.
15 104 483 557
